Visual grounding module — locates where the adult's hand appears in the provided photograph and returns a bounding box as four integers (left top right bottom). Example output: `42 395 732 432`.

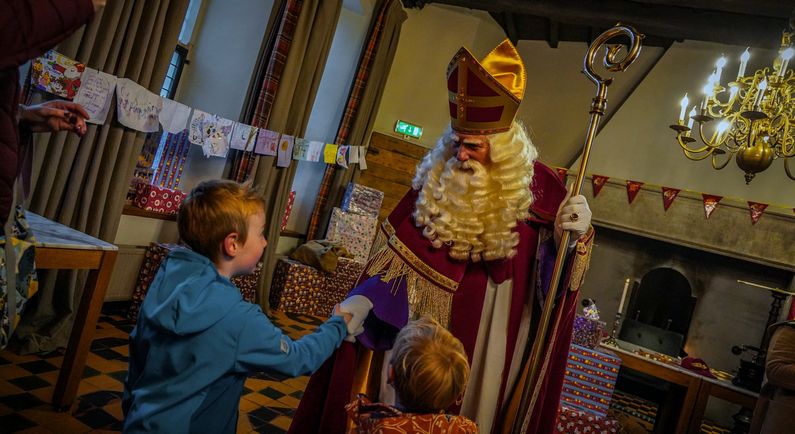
19 101 89 136
339 295 373 341
554 184 592 248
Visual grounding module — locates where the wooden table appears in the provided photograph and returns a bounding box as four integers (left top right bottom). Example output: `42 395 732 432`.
603 343 758 434
26 212 118 410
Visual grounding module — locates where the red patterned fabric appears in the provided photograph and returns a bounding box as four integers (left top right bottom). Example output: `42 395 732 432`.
346 396 478 434
232 0 303 182
555 405 620 433
305 0 393 240
133 183 186 215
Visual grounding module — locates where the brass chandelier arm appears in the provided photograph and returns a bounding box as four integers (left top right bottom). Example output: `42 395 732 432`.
711 149 733 169
786 158 795 180
676 134 712 155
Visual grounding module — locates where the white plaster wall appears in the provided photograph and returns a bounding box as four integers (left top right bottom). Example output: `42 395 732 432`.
114 0 274 246
372 4 506 149
588 40 795 206
285 0 377 235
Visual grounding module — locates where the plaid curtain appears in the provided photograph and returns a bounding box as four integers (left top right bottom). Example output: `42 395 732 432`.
305 0 406 240
229 0 303 182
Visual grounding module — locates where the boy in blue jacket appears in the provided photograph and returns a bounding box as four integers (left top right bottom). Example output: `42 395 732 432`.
122 180 351 433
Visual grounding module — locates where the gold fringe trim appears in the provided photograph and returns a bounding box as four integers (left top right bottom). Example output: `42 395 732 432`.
569 227 595 291
366 228 455 327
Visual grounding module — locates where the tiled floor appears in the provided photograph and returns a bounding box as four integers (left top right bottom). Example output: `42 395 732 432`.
0 306 324 433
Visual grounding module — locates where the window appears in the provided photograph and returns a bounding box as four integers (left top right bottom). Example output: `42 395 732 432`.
128 0 201 202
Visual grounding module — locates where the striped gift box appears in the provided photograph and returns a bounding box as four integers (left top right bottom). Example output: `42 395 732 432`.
560 343 621 417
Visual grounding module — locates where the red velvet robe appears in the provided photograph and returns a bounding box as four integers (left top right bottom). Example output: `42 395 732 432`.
289 162 594 434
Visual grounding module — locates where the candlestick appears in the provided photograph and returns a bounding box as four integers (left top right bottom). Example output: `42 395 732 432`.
715 56 727 84
678 93 689 124
618 278 630 314
755 79 768 109
780 47 794 77
737 48 750 79
686 107 696 137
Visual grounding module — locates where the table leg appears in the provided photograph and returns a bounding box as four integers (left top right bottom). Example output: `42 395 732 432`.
685 381 711 434
675 379 705 434
52 250 118 410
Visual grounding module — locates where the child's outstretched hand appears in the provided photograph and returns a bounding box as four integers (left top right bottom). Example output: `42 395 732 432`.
333 304 353 324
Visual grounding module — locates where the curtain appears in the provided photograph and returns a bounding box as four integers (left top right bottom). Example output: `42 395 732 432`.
228 0 343 310
16 0 190 353
305 0 406 240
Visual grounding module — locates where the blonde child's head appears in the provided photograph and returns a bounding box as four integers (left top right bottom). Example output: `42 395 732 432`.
389 317 470 413
177 180 267 265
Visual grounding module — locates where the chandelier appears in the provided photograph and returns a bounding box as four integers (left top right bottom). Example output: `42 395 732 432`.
670 29 795 184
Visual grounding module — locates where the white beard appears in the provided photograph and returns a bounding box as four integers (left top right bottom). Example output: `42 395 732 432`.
413 157 522 262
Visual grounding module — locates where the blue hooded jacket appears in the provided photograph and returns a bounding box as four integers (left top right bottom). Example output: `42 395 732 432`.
122 248 347 433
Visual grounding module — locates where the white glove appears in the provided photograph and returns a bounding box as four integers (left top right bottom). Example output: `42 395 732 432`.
555 186 592 248
339 295 373 342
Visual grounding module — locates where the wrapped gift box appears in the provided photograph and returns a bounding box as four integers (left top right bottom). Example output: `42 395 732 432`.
341 183 384 217
270 257 365 316
561 344 621 418
129 243 257 321
555 405 620 433
326 208 378 263
133 183 186 215
572 315 606 349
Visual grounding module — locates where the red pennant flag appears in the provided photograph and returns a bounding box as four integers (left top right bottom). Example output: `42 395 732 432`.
556 167 568 183
661 187 681 211
702 194 722 219
592 175 609 198
748 201 768 225
626 181 643 204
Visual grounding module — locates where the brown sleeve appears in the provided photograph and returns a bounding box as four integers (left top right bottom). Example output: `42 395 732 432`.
1 0 95 68
766 326 795 391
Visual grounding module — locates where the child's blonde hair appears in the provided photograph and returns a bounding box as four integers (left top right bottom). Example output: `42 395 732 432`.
177 180 266 262
389 317 470 413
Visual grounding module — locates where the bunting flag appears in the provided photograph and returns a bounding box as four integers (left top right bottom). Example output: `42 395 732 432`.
702 194 723 219
276 134 294 168
592 175 609 198
556 167 568 183
292 138 309 160
661 187 681 211
626 181 643 204
748 201 768 225
337 145 349 168
324 144 338 164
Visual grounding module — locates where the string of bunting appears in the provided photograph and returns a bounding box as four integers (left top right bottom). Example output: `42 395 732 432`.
29 49 367 169
553 168 794 225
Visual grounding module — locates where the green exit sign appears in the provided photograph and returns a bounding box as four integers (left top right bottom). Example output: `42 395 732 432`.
395 120 423 139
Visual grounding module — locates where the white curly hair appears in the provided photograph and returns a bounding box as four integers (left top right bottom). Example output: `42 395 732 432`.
411 121 538 262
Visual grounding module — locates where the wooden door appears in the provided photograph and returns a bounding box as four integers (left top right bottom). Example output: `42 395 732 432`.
354 132 428 221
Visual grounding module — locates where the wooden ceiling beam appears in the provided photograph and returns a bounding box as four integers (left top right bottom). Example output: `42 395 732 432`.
411 0 790 48
631 0 793 19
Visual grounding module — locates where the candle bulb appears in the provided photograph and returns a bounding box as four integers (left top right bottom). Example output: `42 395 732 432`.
755 78 768 109
780 47 794 77
686 107 696 136
737 48 750 79
715 56 727 84
618 278 630 315
678 93 689 124
702 81 713 110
